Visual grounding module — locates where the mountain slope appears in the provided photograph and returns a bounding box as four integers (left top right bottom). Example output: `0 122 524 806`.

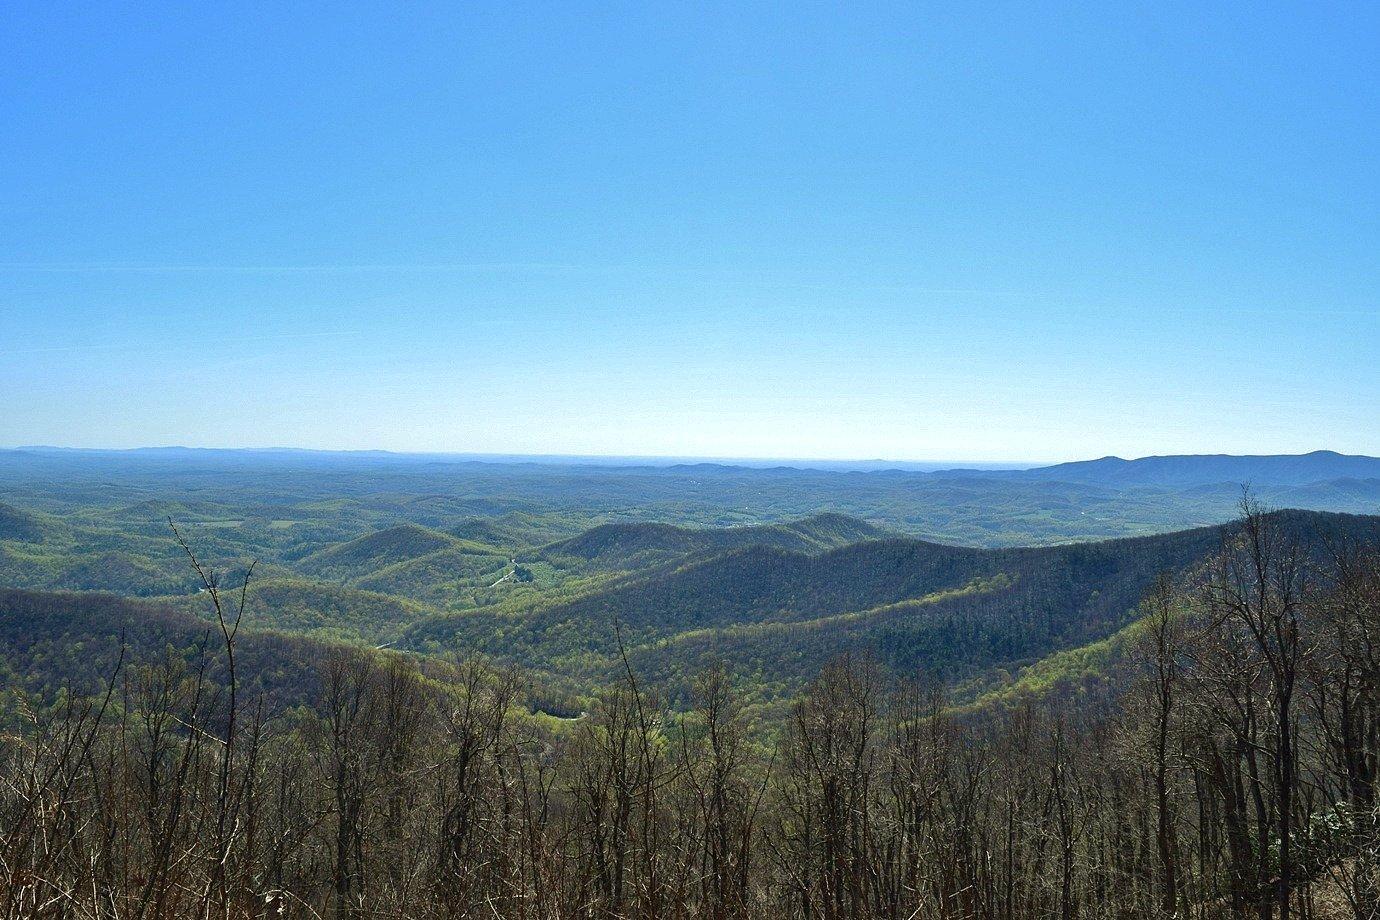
407 510 1380 698
155 577 435 643
0 588 339 712
354 546 513 603
0 589 532 727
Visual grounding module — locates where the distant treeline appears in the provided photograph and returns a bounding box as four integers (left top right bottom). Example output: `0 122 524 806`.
0 504 1378 919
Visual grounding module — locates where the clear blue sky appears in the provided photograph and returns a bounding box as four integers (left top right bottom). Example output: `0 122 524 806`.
2 3 1376 462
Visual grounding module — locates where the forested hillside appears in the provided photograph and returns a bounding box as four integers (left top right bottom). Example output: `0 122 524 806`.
409 510 1379 705
0 588 336 714
1 503 1377 918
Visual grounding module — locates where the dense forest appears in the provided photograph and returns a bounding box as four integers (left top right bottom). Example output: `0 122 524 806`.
1 499 1378 918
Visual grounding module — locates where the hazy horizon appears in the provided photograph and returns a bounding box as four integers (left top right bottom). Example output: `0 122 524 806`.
5 443 1376 473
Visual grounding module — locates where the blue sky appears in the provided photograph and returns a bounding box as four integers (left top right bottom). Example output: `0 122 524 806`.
2 3 1376 462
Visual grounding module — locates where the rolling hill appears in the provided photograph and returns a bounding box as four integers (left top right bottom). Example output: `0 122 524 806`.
298 523 494 579
407 509 1380 701
447 512 585 550
354 546 515 604
535 512 891 571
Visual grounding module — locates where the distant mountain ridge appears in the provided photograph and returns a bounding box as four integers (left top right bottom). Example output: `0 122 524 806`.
8 445 1377 483
943 450 1380 489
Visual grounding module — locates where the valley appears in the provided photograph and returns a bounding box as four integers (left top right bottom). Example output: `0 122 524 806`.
3 447 1378 716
